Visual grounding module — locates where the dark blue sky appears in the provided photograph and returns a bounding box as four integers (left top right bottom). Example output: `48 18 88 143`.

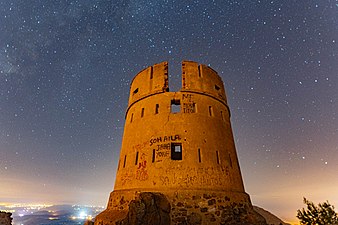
1 0 337 222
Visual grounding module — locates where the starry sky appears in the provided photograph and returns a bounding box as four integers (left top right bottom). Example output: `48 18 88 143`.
0 0 337 223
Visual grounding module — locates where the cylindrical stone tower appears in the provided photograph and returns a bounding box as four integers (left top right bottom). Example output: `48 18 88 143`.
94 61 266 225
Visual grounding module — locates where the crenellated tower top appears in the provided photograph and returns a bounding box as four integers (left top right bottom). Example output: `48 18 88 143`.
128 61 227 108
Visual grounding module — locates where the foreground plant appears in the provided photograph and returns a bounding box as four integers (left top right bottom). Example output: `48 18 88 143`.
297 197 338 225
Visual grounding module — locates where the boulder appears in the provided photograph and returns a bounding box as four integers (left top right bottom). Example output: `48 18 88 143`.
116 192 170 225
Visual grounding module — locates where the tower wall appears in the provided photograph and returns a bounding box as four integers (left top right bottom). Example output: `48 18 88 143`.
182 61 227 103
94 61 265 225
128 62 169 106
114 61 244 193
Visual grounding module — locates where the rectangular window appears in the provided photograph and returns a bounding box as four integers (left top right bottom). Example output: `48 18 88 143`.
123 155 127 168
171 143 182 160
155 104 159 114
198 65 202 77
133 88 139 95
215 85 220 91
216 151 220 164
198 148 201 163
209 106 213 116
130 113 134 123
171 99 180 113
141 108 144 117
135 152 139 165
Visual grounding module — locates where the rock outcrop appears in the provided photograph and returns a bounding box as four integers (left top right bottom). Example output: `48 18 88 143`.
84 220 95 225
116 192 171 225
0 212 12 225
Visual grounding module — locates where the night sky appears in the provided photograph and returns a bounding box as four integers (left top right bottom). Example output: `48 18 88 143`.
1 0 337 223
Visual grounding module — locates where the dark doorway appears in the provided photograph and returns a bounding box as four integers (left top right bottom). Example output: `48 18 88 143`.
171 143 182 160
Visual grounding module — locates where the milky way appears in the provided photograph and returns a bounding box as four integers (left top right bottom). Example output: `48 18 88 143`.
0 1 337 222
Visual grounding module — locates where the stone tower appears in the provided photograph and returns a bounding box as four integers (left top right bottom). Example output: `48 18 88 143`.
94 61 266 225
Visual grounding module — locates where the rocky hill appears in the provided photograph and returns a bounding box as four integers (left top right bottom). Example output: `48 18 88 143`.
253 206 291 225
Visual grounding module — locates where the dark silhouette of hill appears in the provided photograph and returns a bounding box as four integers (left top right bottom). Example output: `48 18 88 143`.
254 206 291 225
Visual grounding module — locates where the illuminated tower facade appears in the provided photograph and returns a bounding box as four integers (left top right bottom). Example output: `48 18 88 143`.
94 61 266 225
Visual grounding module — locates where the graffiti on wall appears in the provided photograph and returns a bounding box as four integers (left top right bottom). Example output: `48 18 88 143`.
156 166 231 188
182 93 193 101
155 143 171 162
149 134 181 146
136 153 148 181
132 140 148 152
182 93 196 113
120 171 133 186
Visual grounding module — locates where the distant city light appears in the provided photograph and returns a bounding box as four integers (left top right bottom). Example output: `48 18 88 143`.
78 210 87 219
48 217 59 220
0 203 102 223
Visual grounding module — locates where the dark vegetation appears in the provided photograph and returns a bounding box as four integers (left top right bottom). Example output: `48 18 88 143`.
297 198 338 225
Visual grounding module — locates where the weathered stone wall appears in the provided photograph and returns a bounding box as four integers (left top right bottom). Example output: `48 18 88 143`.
106 190 251 212
95 191 266 225
169 192 266 225
0 212 12 225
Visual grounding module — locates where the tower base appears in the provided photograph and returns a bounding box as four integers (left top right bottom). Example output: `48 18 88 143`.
94 190 267 225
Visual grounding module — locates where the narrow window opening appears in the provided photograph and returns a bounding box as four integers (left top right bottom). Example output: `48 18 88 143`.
209 106 213 116
133 88 139 95
130 113 134 123
123 155 127 168
171 99 181 113
216 151 220 164
171 143 182 160
150 66 153 79
155 104 159 114
198 65 201 77
141 108 144 117
152 149 155 163
135 152 139 165
198 148 201 163
215 85 220 91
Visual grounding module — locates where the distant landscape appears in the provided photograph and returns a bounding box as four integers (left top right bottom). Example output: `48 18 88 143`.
0 204 104 225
